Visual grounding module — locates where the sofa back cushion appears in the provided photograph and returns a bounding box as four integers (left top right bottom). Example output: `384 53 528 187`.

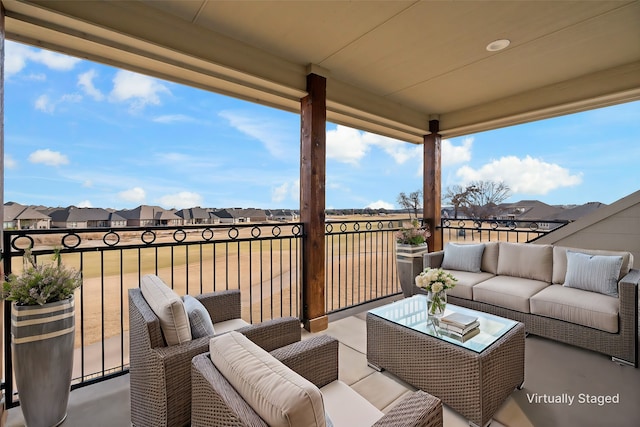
481 242 499 274
209 331 326 427
497 243 553 283
140 274 192 346
553 246 633 285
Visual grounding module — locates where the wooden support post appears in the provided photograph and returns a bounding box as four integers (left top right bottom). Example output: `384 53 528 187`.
300 73 328 332
423 120 443 252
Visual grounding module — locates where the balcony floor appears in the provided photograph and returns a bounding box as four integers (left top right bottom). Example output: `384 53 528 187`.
6 298 640 427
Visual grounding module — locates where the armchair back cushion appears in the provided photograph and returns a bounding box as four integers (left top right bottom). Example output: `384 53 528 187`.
183 295 216 338
497 243 553 283
140 274 192 346
209 331 326 427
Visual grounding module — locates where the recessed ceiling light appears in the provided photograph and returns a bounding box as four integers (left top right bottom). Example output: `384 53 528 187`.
486 39 511 52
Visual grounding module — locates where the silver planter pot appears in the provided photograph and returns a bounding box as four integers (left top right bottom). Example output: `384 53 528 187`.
395 243 428 297
11 297 75 427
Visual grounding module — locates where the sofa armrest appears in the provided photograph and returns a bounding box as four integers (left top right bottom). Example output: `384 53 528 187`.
196 289 241 323
236 316 302 352
423 251 444 268
618 268 639 330
373 390 442 427
270 335 339 388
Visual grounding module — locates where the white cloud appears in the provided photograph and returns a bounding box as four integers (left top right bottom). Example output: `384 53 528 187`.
110 70 170 111
35 93 81 114
77 200 93 208
219 110 291 160
119 187 146 203
28 149 69 166
78 69 105 101
456 155 583 195
327 125 370 165
158 191 203 209
5 155 17 169
35 95 55 113
442 137 473 166
366 200 394 210
83 180 93 188
272 180 299 203
5 41 81 78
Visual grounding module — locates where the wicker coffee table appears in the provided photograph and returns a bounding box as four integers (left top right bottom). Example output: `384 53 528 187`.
367 295 525 427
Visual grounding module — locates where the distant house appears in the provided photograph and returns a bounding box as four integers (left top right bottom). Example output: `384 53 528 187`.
175 207 212 225
268 209 299 221
117 205 182 227
46 206 127 228
210 209 238 224
3 202 51 229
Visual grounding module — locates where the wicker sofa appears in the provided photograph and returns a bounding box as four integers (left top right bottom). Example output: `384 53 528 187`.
129 281 302 427
420 242 638 367
191 332 443 427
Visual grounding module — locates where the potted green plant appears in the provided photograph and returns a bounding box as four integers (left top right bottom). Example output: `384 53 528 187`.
2 247 82 427
395 220 430 297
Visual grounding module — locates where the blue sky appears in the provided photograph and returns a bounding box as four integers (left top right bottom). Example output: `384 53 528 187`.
4 40 640 211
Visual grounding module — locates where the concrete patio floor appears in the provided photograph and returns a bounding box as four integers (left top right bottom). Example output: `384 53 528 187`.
6 299 640 427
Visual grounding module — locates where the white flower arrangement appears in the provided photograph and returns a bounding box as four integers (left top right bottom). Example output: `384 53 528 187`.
415 267 457 293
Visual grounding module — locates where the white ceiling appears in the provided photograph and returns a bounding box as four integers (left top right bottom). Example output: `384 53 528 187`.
3 0 640 142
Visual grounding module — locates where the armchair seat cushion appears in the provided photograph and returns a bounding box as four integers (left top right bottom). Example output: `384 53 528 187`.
320 381 383 427
209 331 326 427
213 318 251 334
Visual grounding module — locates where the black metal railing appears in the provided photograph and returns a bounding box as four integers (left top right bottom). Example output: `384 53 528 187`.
439 218 569 243
2 222 303 406
324 219 405 312
1 218 415 405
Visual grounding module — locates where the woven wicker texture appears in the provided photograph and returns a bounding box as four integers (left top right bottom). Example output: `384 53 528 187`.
367 312 524 427
425 251 639 367
129 288 302 427
191 335 443 427
447 268 638 367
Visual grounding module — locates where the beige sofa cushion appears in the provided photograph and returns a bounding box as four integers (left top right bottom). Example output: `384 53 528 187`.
530 285 619 333
497 242 553 283
552 246 633 285
473 276 549 313
481 242 500 274
140 274 192 346
209 331 326 427
444 270 494 300
321 381 383 427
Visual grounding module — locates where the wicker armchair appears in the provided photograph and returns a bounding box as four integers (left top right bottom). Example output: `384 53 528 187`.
128 288 301 427
191 334 443 427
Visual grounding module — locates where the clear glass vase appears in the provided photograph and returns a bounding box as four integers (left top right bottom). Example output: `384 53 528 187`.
427 290 447 318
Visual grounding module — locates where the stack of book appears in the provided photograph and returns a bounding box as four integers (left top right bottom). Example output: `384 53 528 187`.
438 312 480 340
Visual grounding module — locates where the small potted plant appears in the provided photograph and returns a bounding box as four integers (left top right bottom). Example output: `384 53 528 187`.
2 247 82 427
395 220 431 297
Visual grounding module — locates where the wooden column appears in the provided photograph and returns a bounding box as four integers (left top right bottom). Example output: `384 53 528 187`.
300 73 328 332
1 4 6 419
423 120 443 252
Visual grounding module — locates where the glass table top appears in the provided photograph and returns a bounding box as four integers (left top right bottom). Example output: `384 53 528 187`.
368 294 519 353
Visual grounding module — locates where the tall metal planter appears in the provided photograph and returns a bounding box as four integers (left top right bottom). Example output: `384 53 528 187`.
396 243 428 297
11 297 75 427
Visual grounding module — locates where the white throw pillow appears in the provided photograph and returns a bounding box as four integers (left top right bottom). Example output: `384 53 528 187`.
209 331 326 427
183 295 215 338
563 251 623 297
140 274 192 346
441 243 485 273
